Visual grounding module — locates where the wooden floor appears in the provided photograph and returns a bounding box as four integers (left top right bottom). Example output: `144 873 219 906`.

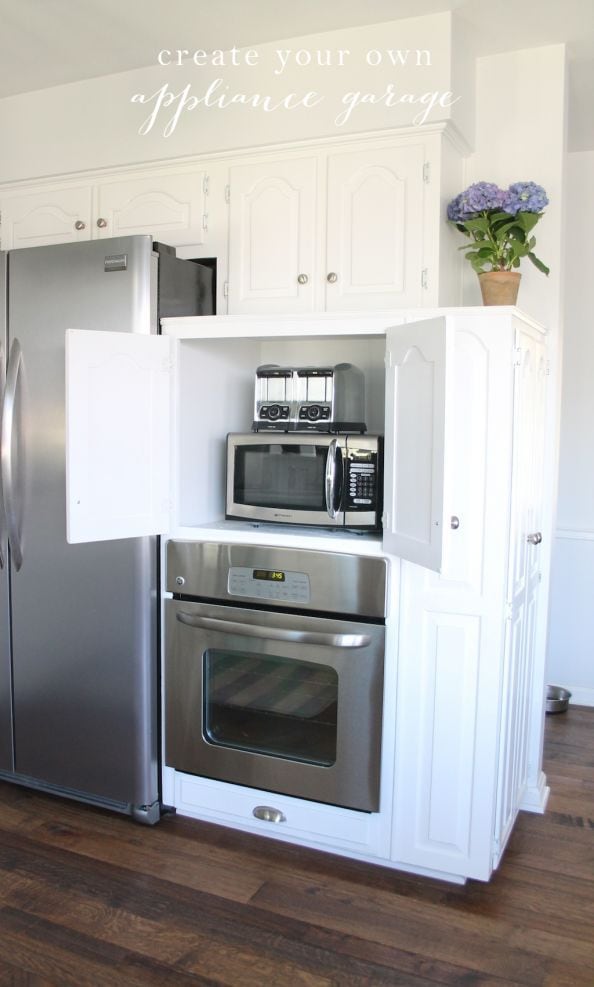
0 708 592 986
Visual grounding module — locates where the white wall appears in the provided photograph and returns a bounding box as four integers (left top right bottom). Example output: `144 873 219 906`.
0 12 462 183
547 149 594 705
463 46 567 329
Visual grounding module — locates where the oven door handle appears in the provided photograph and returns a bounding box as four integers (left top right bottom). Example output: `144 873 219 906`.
176 611 371 649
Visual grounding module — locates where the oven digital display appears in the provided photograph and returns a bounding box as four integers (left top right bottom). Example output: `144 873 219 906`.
253 569 286 582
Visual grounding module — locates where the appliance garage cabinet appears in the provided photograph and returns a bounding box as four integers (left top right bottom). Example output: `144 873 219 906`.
65 308 551 884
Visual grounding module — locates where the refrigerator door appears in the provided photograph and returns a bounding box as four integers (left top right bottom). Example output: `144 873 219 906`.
0 252 14 772
6 237 159 810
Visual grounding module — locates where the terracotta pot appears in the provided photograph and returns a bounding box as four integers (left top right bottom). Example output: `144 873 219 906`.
478 271 521 306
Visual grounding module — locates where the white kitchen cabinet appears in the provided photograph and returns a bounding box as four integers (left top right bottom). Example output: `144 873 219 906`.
65 329 172 544
227 132 457 314
227 157 319 314
388 313 548 881
0 166 208 250
0 185 93 249
65 309 551 883
324 145 424 311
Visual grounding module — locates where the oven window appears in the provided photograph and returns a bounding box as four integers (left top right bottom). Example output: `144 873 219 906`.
203 649 338 766
233 443 330 511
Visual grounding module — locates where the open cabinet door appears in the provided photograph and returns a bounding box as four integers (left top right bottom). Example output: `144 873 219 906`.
383 318 446 572
66 328 171 543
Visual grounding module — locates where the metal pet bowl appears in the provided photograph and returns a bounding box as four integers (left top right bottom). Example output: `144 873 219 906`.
546 685 572 714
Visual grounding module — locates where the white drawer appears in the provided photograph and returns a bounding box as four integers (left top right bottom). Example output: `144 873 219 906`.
173 771 389 858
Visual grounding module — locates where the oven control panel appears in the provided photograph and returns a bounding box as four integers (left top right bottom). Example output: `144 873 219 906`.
228 566 311 604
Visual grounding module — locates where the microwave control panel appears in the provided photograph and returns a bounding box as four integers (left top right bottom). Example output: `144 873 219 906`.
228 567 311 605
345 449 379 510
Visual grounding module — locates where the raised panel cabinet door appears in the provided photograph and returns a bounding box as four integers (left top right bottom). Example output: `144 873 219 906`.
383 318 446 571
495 330 547 849
228 157 317 314
325 144 425 311
65 329 171 543
94 171 207 245
392 564 493 880
0 187 92 250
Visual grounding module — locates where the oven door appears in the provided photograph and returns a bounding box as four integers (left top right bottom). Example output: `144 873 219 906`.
165 598 385 811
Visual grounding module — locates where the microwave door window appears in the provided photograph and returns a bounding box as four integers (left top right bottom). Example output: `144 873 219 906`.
234 444 329 511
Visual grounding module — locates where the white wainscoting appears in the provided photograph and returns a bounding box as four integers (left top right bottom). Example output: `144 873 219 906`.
547 529 594 707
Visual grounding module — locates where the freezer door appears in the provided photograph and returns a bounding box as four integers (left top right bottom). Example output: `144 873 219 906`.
7 238 160 807
0 252 14 772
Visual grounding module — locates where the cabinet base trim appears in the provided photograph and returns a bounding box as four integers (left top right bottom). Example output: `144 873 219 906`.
519 771 550 814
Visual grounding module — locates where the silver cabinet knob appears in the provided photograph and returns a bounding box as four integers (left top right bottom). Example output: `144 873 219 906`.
326 272 338 284
96 217 108 229
297 273 309 285
253 805 286 824
74 220 86 231
527 532 543 545
175 576 185 586
450 516 460 530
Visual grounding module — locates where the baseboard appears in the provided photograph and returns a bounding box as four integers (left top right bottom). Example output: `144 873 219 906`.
520 771 550 815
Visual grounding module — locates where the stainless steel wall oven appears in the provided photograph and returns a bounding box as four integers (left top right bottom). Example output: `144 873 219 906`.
165 542 387 812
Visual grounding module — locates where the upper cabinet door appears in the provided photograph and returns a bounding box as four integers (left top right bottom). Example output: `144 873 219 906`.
325 145 425 311
65 329 171 543
94 170 207 245
228 157 318 314
0 187 92 250
383 318 446 571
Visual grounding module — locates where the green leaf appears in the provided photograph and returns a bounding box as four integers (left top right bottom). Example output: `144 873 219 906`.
461 217 491 233
516 212 541 234
528 252 550 275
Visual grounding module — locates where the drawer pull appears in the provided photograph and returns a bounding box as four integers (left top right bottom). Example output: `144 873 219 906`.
253 805 286 824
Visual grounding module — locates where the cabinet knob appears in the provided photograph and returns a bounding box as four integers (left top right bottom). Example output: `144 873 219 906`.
253 805 286 824
450 515 460 530
527 531 543 545
96 217 108 229
297 273 309 285
74 220 86 231
326 272 338 284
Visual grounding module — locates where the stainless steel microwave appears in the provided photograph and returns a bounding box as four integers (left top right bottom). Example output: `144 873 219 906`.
226 433 383 530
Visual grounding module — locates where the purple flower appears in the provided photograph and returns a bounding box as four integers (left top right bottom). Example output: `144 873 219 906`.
447 193 464 222
502 181 549 215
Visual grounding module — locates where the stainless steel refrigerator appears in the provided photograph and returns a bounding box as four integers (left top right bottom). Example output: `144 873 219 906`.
0 235 213 822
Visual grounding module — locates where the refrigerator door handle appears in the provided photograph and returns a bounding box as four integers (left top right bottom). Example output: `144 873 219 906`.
1 338 24 570
0 339 4 571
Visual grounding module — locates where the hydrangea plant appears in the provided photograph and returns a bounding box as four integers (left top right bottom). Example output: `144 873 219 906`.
447 181 550 275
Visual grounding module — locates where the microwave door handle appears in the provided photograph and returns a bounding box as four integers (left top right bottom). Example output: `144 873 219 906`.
325 438 340 519
176 611 371 649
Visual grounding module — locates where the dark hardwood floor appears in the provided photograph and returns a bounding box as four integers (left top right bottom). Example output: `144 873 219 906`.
0 707 592 986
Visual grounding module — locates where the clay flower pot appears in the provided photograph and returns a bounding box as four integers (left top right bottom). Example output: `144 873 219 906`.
478 271 521 306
